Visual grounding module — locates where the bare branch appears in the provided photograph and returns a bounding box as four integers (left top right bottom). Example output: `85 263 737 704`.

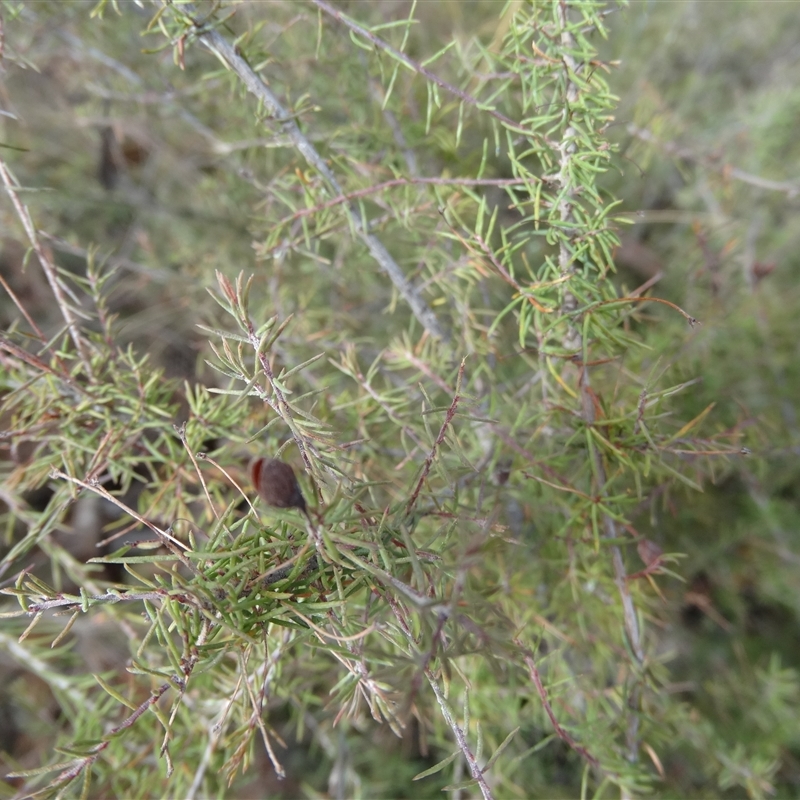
178 5 448 342
426 670 494 800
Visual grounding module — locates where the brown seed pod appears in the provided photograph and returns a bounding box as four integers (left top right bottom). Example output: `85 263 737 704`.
249 457 309 518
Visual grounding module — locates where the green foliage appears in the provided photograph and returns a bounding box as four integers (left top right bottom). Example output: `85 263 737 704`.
0 1 798 798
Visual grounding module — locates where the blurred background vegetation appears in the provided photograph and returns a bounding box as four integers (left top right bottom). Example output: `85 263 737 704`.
0 0 799 798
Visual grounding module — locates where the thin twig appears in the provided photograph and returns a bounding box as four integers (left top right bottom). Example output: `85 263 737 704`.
383 566 491 797
555 0 643 764
405 358 466 516
0 157 94 376
179 4 448 342
277 175 530 228
519 645 599 767
426 670 494 800
50 469 205 582
239 648 285 778
352 363 428 453
0 274 47 341
0 332 84 394
364 62 419 177
20 590 172 613
176 422 219 521
312 0 554 146
627 123 800 197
